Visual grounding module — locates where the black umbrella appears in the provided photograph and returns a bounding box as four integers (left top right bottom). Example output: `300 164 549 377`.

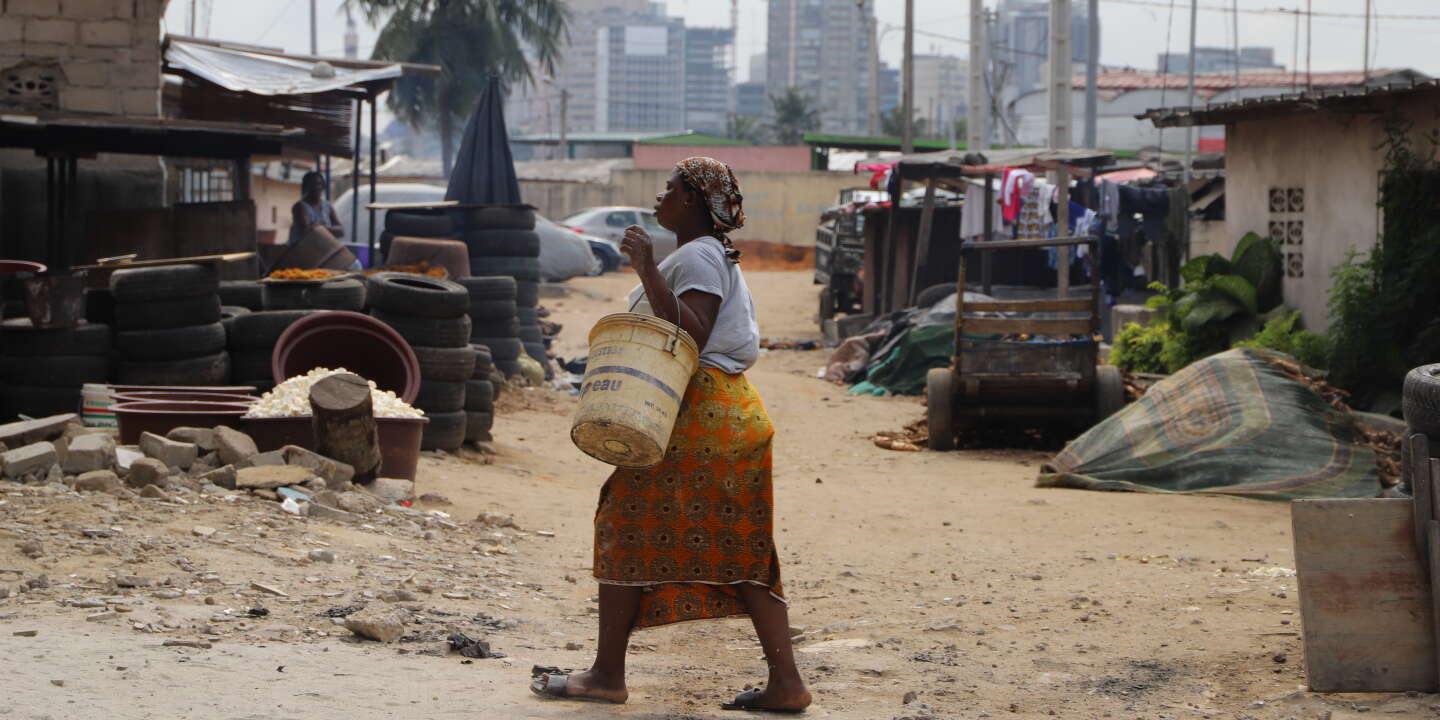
446 76 522 205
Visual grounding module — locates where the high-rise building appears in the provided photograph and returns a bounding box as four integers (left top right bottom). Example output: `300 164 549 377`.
878 64 899 115
1158 47 1284 74
595 19 686 132
766 0 876 135
913 55 968 133
995 0 1096 101
685 27 735 134
736 82 769 119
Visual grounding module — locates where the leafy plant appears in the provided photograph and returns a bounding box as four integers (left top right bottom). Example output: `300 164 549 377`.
769 88 822 145
1235 310 1331 371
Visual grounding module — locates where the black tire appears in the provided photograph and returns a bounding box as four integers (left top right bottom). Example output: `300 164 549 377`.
458 275 518 302
218 280 265 310
469 298 518 321
414 379 465 413
818 287 835 321
519 325 544 344
261 278 366 312
420 410 466 451
385 208 455 238
462 229 541 258
926 368 956 451
412 345 477 383
916 282 958 309
523 341 548 363
114 294 221 331
1403 364 1440 438
517 307 539 326
461 204 535 231
469 256 540 282
366 273 469 319
116 322 227 361
372 309 471 348
220 305 252 321
110 263 218 303
117 352 231 386
464 411 494 442
515 279 540 308
472 316 520 339
489 370 506 399
465 379 494 411
228 310 316 350
1094 365 1125 422
0 354 109 386
379 231 395 263
85 288 115 326
472 336 522 362
2 385 80 420
0 320 111 356
230 351 274 382
494 358 522 378
472 345 494 374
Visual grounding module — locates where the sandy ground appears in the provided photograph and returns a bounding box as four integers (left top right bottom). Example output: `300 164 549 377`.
1 270 1436 720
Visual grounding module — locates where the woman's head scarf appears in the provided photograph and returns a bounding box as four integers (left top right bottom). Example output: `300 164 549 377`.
675 156 745 263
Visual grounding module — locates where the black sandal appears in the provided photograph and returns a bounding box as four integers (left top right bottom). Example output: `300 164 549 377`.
721 688 807 714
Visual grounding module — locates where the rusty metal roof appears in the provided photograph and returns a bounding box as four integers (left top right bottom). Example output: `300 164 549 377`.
164 36 428 96
1071 69 1419 98
0 111 300 157
1137 77 1440 128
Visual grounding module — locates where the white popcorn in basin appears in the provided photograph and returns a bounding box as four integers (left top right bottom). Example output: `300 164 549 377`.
244 367 425 419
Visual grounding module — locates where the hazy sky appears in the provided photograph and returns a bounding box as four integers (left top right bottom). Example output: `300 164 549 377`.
167 0 1440 84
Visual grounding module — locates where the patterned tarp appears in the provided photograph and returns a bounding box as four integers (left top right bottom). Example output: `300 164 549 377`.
1038 348 1379 501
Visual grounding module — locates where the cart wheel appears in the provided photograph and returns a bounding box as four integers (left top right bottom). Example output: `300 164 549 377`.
818 287 835 321
926 367 957 451
1094 365 1125 422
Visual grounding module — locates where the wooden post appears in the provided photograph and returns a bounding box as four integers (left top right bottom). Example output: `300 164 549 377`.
982 173 995 296
1410 433 1432 569
309 373 381 483
1056 165 1071 299
909 177 938 305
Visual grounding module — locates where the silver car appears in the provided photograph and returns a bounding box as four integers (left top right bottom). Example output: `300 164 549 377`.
560 206 678 261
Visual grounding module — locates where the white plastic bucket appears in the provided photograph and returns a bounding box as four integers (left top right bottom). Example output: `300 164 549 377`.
81 383 117 428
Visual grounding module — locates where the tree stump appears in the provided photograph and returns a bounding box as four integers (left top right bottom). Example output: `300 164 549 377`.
309 373 381 483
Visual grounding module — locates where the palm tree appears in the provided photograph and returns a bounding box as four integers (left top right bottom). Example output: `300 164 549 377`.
725 113 768 145
348 0 568 176
880 105 927 140
769 88 821 145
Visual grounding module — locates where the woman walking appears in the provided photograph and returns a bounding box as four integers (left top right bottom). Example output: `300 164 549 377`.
530 157 811 713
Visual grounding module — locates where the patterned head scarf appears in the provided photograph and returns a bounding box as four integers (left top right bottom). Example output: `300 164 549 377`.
675 156 745 263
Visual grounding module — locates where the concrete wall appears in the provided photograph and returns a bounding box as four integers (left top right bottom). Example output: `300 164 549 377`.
632 144 813 173
521 169 860 247
1225 91 1440 332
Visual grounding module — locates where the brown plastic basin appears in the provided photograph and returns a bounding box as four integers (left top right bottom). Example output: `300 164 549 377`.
239 414 429 482
113 391 259 404
113 401 252 444
271 311 420 404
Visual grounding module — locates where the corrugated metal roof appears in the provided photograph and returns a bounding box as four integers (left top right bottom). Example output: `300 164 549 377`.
1138 78 1440 128
165 38 408 96
1069 68 1422 100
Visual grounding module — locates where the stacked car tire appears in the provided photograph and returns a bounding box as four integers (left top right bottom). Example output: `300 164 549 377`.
460 275 522 379
111 264 231 386
382 208 456 265
367 272 471 451
466 344 495 444
0 319 112 419
261 277 367 312
461 205 550 379
226 309 316 394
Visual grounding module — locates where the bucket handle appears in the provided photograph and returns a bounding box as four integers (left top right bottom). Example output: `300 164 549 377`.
628 289 685 356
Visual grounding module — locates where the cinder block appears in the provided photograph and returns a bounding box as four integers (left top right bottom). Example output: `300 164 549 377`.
62 0 118 20
0 18 24 44
24 18 77 44
65 61 109 86
79 19 128 46
69 45 125 60
120 88 156 116
62 86 120 114
10 0 63 16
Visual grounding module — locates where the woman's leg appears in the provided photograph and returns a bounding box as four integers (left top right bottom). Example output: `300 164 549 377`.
736 583 812 710
549 583 642 703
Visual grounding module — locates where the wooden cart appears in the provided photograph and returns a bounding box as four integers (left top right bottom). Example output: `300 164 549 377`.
925 234 1124 449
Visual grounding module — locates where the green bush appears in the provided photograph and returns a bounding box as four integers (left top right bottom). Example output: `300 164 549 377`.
1235 310 1332 370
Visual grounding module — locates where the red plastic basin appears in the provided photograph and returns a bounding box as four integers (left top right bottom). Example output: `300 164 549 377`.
113 401 252 444
271 310 420 404
114 391 258 404
239 414 429 482
109 384 259 395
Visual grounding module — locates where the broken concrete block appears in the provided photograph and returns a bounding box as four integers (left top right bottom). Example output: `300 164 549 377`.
62 433 115 474
235 449 284 469
213 426 258 466
166 427 216 452
363 478 414 505
0 414 78 448
235 465 314 490
199 465 237 490
115 446 144 472
314 489 382 515
139 432 197 470
281 445 355 489
74 470 123 493
126 458 168 488
1 442 56 480
344 609 406 643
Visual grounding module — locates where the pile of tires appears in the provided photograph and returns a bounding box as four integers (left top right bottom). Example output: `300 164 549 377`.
218 280 264 311
460 276 522 378
461 205 550 379
226 310 316 394
0 319 111 419
382 208 455 264
110 264 230 386
261 277 366 312
466 344 496 444
367 272 471 451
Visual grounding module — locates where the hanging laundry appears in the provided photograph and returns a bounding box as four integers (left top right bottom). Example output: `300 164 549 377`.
960 188 1000 241
1016 185 1044 240
1001 168 1035 222
1096 178 1120 233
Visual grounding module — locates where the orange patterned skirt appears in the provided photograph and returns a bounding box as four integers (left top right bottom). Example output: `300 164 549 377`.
593 368 784 629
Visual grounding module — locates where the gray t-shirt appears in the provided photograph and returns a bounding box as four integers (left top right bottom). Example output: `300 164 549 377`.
626 236 760 374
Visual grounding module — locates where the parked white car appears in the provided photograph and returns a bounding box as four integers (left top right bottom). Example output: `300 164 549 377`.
332 183 446 255
560 206 678 261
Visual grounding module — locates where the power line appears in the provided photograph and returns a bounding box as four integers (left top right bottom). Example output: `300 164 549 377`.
1100 0 1440 21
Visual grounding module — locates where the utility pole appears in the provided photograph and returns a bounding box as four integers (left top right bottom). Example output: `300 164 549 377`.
1363 0 1372 76
310 0 318 56
868 6 880 137
559 89 570 160
189 0 196 35
901 0 915 153
1305 0 1313 91
967 0 986 151
1232 0 1240 90
1049 0 1072 298
1084 0 1098 148
1182 0 1197 184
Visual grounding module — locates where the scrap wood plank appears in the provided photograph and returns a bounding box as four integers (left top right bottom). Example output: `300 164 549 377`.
1293 498 1437 692
1430 520 1440 691
1410 433 1433 570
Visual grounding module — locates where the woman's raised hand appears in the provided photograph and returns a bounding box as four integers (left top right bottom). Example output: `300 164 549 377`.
621 224 656 271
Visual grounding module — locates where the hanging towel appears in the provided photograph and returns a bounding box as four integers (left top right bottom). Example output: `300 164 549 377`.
1001 168 1035 222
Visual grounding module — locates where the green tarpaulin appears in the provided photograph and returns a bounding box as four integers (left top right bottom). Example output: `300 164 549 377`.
1038 348 1378 501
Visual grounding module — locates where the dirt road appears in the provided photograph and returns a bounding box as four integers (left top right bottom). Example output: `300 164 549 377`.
1 271 1430 719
